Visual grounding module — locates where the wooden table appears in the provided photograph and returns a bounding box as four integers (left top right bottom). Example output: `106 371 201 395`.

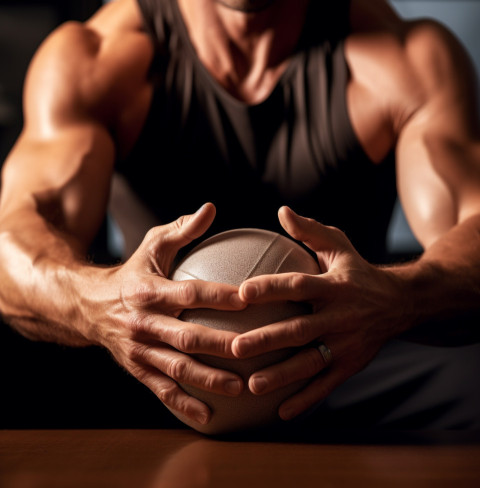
1 429 480 487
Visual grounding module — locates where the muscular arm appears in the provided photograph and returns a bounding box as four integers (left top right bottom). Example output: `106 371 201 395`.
0 11 245 424
394 20 480 342
230 17 480 419
0 22 116 345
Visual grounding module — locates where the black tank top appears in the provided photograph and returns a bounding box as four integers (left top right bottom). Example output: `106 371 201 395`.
117 0 397 263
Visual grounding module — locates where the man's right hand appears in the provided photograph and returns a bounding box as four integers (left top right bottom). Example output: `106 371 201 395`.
0 4 245 427
84 203 245 425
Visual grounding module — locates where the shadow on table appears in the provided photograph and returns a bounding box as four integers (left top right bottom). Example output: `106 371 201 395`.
204 423 480 446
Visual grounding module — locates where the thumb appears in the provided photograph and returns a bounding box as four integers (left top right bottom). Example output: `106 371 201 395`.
165 202 216 246
139 203 216 275
278 206 357 268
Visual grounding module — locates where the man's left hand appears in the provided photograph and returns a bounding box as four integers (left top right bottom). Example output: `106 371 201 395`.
232 206 411 420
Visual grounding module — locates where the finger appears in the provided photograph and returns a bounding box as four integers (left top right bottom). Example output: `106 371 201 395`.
232 314 322 358
129 276 245 312
278 366 347 421
138 345 243 396
131 364 212 425
141 203 216 274
248 345 328 395
133 313 240 358
164 202 217 248
166 279 245 310
278 206 355 256
239 272 325 304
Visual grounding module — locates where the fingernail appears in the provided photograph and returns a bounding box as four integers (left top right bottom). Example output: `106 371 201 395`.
279 405 295 421
225 379 242 395
196 412 209 425
251 376 268 394
194 203 207 215
230 293 244 308
233 337 251 358
242 283 258 300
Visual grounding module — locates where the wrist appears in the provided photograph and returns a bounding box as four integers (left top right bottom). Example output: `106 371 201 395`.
384 260 434 332
372 264 422 339
66 262 119 346
0 214 119 346
384 256 478 343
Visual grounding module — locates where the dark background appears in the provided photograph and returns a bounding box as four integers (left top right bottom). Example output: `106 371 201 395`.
0 1 103 163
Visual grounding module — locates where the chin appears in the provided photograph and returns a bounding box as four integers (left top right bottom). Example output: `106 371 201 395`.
214 0 277 13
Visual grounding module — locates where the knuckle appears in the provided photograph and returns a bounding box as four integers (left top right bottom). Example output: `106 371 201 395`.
144 226 161 244
157 383 178 406
329 226 352 248
288 317 310 345
272 368 291 389
142 227 167 261
144 243 159 265
173 215 186 232
216 335 231 356
290 273 309 293
171 216 194 243
128 362 148 382
176 281 198 307
306 348 324 374
123 280 157 308
141 226 168 264
126 313 151 339
174 215 197 242
175 328 198 353
202 372 222 391
208 285 224 305
125 342 150 363
254 328 271 351
166 357 191 382
327 225 345 238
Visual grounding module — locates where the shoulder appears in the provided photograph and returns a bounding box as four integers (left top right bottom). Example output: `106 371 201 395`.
23 0 153 133
400 18 477 103
346 0 478 134
348 0 470 68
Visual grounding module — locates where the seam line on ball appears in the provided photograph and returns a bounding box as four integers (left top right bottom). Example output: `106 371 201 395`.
244 234 280 281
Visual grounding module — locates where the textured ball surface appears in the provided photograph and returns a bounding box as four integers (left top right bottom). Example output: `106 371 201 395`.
170 228 320 435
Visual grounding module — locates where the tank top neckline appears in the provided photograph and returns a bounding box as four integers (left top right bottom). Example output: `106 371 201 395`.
169 0 307 110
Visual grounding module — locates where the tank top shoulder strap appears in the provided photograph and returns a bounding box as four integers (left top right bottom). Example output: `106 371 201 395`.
136 0 177 76
136 0 171 42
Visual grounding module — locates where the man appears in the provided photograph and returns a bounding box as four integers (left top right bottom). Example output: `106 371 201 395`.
0 0 479 430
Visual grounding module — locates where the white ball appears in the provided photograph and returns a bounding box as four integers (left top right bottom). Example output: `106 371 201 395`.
170 228 320 435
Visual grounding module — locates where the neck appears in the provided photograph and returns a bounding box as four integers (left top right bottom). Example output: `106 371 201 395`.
177 0 310 103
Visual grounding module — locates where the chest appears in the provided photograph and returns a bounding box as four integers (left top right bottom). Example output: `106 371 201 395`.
114 63 397 171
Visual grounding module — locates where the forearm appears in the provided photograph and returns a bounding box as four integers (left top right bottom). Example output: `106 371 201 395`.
0 209 104 347
390 214 480 345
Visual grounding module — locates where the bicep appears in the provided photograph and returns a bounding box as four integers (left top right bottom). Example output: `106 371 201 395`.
395 20 480 249
0 21 116 249
396 112 480 249
1 124 115 248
